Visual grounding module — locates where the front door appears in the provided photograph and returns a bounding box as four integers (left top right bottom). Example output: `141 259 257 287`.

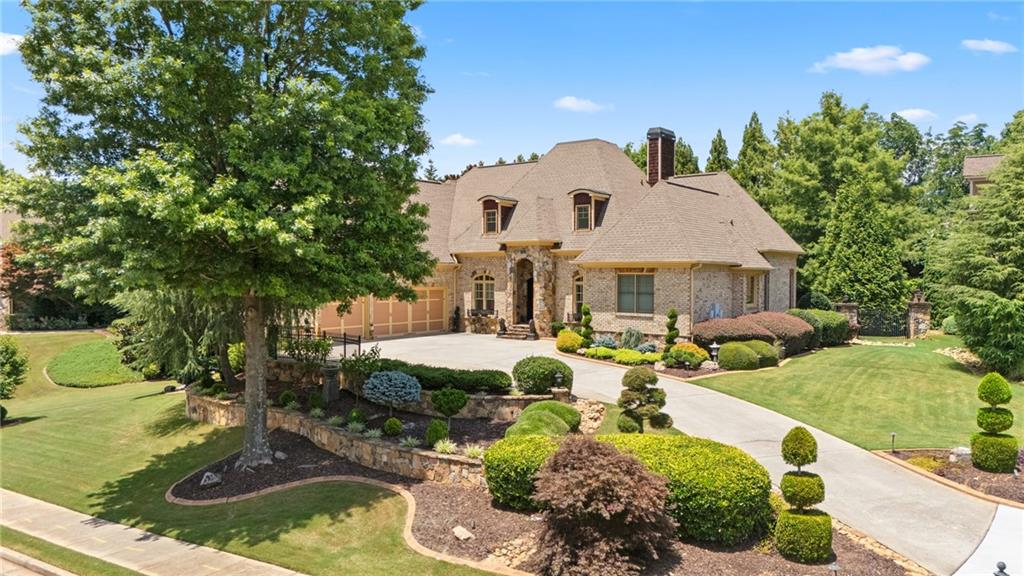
515 258 534 324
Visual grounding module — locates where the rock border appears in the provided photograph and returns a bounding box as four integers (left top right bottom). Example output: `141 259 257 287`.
873 449 1024 510
165 472 532 576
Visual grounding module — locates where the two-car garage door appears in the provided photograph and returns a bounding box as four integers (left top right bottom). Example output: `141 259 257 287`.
319 288 447 339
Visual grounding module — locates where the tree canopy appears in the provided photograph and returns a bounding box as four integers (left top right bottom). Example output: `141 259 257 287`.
704 129 733 172
731 112 774 201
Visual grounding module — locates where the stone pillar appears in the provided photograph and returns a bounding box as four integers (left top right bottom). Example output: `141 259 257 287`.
321 363 341 405
833 302 859 327
907 291 931 339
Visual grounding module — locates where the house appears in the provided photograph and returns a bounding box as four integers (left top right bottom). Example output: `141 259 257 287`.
317 128 803 341
0 211 21 328
962 154 1005 195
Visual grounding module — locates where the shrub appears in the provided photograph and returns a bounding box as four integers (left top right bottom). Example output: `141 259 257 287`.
285 400 302 411
307 392 325 411
463 444 485 459
285 335 332 367
786 309 822 349
797 291 832 311
666 349 704 370
383 417 403 437
691 318 774 348
338 345 382 398
363 428 383 439
648 412 673 429
977 408 1014 434
533 436 675 576
664 308 679 349
277 389 298 407
635 342 658 353
717 342 759 371
591 334 618 349
433 438 458 454
346 407 367 424
363 371 422 415
550 321 565 338
671 342 710 362
906 455 944 473
513 356 573 394
740 339 779 368
774 510 832 563
620 327 644 350
374 358 511 394
942 315 958 335
579 304 594 345
802 309 849 346
584 347 617 360
141 363 161 380
599 434 773 545
744 312 814 355
618 367 669 433
0 404 7 424
780 471 825 510
505 410 571 437
617 412 641 433
431 387 468 426
978 372 1013 406
971 433 1019 473
522 400 582 431
327 415 345 427
483 435 560 510
613 349 661 365
346 421 366 433
309 407 326 419
782 426 818 470
227 342 245 373
399 435 422 448
425 418 449 446
556 330 584 352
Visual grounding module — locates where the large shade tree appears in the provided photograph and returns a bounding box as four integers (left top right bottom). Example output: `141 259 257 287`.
8 1 435 467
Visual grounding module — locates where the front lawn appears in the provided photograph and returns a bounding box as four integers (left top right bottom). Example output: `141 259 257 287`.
691 335 1024 449
0 333 484 576
46 338 144 387
0 526 143 576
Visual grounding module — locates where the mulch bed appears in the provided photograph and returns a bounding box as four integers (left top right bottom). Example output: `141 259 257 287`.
172 431 916 575
658 365 722 380
894 449 1024 504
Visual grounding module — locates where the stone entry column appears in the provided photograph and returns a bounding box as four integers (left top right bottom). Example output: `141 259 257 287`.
908 291 932 338
833 301 859 326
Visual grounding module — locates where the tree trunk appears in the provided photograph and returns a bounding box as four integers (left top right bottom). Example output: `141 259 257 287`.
217 344 238 389
236 292 273 469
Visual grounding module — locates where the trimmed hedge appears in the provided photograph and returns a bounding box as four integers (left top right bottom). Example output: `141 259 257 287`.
512 356 574 394
555 330 584 353
599 434 773 545
505 410 571 437
376 359 511 394
786 309 822 349
671 342 710 363
775 509 832 563
745 312 814 355
971 433 1019 473
584 346 617 360
797 291 832 311
718 342 759 371
780 471 825 510
800 309 850 346
521 400 582 431
740 340 779 367
612 349 661 365
692 318 774 348
483 435 560 509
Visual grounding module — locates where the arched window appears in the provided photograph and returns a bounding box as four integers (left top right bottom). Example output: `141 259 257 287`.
573 273 584 319
473 274 495 314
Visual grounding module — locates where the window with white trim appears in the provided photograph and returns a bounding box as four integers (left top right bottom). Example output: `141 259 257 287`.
573 273 584 317
575 204 591 230
617 273 654 314
483 209 498 234
473 274 495 313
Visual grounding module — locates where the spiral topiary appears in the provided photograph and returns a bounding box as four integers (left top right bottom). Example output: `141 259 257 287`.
579 304 594 346
664 308 679 350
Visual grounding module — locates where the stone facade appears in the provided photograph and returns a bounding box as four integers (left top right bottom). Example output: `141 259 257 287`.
505 246 556 335
186 393 486 488
455 255 506 334
908 301 931 338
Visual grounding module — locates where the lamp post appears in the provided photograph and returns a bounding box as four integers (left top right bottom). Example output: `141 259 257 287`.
890 432 897 454
709 341 721 363
554 371 564 389
829 562 840 576
994 561 1009 576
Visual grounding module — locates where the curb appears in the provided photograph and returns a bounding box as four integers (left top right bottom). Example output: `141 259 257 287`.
872 450 1024 510
166 473 533 576
1 547 78 576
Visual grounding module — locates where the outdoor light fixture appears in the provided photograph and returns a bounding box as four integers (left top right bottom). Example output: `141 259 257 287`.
890 432 897 453
994 561 1009 576
829 562 840 576
554 372 564 388
709 341 721 362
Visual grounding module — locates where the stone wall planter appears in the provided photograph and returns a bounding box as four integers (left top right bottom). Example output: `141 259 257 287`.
186 392 485 488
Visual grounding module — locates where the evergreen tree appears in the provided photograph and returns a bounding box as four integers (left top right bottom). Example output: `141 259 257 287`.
705 129 733 172
514 154 526 163
623 142 647 171
998 109 1024 150
496 157 507 165
814 180 908 312
674 140 700 175
731 112 775 199
423 159 439 181
528 152 541 161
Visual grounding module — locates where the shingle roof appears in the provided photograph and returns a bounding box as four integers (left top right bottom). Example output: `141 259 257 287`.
963 154 1005 179
414 179 457 264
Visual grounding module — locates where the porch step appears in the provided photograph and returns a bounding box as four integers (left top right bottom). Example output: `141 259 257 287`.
498 323 538 340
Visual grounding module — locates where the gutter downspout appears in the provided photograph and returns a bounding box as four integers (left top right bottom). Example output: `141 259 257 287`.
689 263 703 339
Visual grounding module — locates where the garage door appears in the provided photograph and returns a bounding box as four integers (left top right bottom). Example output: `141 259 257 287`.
319 298 368 338
319 288 446 339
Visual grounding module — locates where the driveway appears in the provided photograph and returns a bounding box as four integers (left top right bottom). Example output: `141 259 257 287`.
367 333 1013 576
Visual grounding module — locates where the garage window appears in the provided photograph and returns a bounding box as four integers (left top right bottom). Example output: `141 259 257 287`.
473 274 495 314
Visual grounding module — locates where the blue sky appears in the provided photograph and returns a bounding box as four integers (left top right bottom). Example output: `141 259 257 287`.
2 2 1022 177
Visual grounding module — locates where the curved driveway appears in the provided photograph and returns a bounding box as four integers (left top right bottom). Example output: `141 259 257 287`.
369 333 1008 576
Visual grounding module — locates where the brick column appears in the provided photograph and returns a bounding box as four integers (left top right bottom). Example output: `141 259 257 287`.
907 294 932 338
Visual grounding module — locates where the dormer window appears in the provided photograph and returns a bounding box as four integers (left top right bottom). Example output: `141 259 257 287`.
478 195 517 235
484 209 498 234
568 189 610 232
575 204 591 231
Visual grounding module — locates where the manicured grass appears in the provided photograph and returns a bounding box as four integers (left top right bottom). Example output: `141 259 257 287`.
691 335 1024 450
0 526 143 576
46 338 143 387
596 402 684 436
0 333 484 576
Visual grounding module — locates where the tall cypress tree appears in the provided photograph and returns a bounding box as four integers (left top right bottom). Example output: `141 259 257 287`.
674 140 700 175
705 129 733 172
731 112 775 200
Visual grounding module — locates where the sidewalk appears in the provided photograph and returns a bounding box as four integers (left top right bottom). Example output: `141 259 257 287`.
0 489 303 576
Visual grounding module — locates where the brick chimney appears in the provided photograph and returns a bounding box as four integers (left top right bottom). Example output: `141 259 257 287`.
647 127 676 185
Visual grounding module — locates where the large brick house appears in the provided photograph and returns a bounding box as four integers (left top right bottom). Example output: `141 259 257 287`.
317 128 803 341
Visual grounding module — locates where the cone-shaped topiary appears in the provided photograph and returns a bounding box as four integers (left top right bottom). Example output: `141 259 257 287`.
978 372 1012 406
782 426 817 471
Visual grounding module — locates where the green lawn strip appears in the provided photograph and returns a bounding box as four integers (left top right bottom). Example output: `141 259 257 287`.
596 403 684 436
1 334 485 576
0 525 143 576
46 339 143 387
689 335 1024 450
6 331 105 400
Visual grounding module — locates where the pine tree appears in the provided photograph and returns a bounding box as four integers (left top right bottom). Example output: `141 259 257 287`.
623 142 647 171
514 154 526 163
496 157 507 165
999 109 1024 150
731 112 775 200
674 140 700 174
423 159 439 181
528 152 540 161
705 129 733 172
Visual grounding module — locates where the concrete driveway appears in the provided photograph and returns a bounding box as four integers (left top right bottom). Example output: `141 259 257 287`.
366 333 1013 576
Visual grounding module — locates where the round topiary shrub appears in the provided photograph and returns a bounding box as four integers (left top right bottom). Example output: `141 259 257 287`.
277 389 298 407
774 509 832 563
782 426 818 470
505 410 570 438
600 434 773 545
347 407 366 424
797 291 832 311
431 387 468 425
512 356 574 394
978 372 1012 406
740 339 779 367
971 433 1020 473
648 412 673 429
425 418 448 447
941 315 958 335
521 400 582 431
555 329 584 353
622 366 659 390
383 417 403 437
977 407 1014 434
780 471 825 510
617 412 641 433
483 435 560 510
717 342 759 371
364 371 422 415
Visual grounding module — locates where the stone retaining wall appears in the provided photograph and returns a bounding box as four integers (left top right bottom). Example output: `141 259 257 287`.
186 393 485 488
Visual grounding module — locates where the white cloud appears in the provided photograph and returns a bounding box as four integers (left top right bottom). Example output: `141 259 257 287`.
955 113 980 124
896 108 937 123
810 45 930 75
0 33 23 56
961 39 1018 54
440 133 478 147
553 95 611 113
987 11 1012 21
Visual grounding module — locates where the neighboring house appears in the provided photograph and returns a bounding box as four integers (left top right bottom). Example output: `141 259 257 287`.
962 154 1005 195
0 211 21 328
318 128 803 340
